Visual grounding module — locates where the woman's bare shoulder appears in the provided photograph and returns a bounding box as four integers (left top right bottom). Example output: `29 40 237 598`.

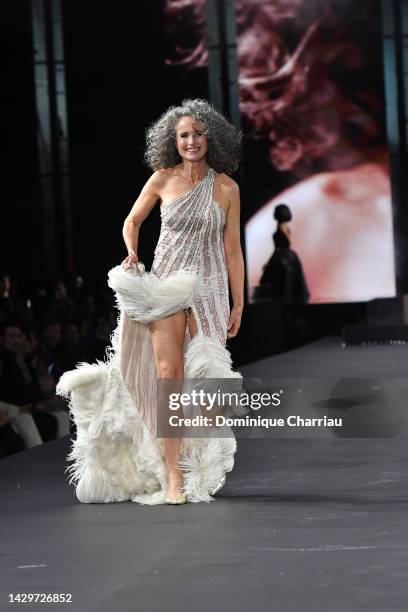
215 172 239 190
147 168 178 191
214 172 240 199
214 171 238 186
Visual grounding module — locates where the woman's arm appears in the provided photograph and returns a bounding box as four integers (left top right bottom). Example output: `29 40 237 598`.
122 172 163 268
223 182 245 338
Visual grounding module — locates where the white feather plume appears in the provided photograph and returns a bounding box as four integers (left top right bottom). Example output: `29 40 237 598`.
107 263 199 323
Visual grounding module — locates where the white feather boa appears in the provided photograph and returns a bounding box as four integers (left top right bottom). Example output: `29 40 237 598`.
57 263 242 505
107 262 198 324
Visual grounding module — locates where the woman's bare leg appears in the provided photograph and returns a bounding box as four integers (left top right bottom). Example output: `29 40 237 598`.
187 307 198 338
149 310 188 499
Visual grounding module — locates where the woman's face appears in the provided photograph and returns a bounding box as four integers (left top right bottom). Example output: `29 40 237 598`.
2 326 26 354
175 115 208 163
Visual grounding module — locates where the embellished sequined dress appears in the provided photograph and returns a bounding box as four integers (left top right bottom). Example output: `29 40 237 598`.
57 168 243 505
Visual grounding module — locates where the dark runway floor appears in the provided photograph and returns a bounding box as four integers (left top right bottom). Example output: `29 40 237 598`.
1 337 408 612
240 335 408 378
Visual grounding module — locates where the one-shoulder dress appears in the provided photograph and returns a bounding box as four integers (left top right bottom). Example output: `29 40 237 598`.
57 168 244 504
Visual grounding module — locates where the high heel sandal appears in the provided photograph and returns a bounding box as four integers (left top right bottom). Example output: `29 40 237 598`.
165 493 187 505
166 467 187 504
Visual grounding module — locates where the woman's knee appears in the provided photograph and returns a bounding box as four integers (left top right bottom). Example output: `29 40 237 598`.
156 361 184 379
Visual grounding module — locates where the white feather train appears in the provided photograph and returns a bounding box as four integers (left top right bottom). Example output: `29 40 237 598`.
57 263 242 505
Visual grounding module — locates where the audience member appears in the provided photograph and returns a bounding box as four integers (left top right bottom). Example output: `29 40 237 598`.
0 274 117 458
0 321 59 443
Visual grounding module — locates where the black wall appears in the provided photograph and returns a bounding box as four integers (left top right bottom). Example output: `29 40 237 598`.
1 1 39 286
62 0 208 284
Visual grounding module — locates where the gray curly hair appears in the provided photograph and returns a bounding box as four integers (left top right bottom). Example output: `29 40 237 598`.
144 98 241 175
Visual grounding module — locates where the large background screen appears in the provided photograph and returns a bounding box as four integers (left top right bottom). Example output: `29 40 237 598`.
238 0 396 304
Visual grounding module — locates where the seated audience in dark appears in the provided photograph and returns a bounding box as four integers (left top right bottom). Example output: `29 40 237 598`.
0 407 26 459
52 281 76 323
57 321 88 373
37 319 65 384
0 321 58 443
0 273 117 458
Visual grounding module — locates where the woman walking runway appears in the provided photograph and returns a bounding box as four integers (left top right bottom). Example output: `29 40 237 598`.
57 99 245 505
